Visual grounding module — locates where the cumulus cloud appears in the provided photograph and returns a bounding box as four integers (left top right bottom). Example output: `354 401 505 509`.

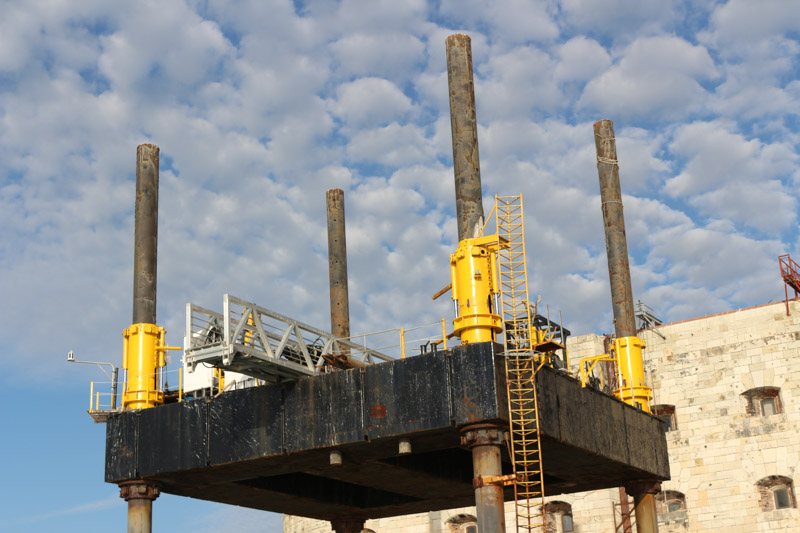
331 78 414 128
665 121 798 197
579 36 718 120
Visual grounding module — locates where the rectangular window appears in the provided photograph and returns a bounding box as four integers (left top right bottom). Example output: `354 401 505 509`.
562 514 574 532
775 488 791 509
466 526 477 533
762 398 777 416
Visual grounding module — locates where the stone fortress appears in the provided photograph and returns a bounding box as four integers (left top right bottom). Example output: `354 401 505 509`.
286 297 800 532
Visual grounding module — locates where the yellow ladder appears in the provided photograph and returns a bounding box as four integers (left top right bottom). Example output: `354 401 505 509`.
495 195 546 533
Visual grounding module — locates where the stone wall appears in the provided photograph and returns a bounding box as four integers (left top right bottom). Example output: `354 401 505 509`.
285 299 800 532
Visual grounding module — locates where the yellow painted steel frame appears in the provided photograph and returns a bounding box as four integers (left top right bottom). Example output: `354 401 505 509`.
122 323 176 410
578 353 615 390
450 234 506 344
613 336 652 411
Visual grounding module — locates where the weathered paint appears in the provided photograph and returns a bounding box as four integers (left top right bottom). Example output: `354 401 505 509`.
105 342 668 521
133 144 159 325
593 120 636 338
446 34 485 242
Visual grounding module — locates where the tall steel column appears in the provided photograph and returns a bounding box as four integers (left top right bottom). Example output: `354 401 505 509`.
594 120 659 533
446 33 485 242
327 189 350 343
119 482 159 533
324 189 365 370
133 143 159 325
594 120 636 338
121 144 161 533
461 425 508 533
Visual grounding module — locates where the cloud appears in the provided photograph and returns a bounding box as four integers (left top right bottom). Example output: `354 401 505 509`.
439 0 559 44
665 121 798 197
555 36 611 83
560 0 683 41
331 78 414 129
579 36 718 120
689 180 797 234
704 0 800 49
331 32 426 81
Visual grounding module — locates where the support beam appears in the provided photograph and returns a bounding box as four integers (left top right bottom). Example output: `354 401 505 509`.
324 189 365 370
461 424 507 533
446 34 485 242
626 480 661 533
594 120 636 338
133 144 160 325
119 482 160 533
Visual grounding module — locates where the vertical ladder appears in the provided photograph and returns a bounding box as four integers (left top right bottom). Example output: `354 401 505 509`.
495 195 546 533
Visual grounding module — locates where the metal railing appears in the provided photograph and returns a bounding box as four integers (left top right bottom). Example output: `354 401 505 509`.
87 368 184 422
185 295 447 382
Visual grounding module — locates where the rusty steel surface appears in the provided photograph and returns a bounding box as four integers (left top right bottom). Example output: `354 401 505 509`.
462 425 508 533
625 480 661 533
594 120 637 338
446 34 485 242
106 343 668 521
327 189 350 342
133 144 159 325
119 482 159 533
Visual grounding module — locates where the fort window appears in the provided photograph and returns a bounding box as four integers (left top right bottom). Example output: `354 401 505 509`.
655 490 687 525
445 513 478 533
742 387 782 417
651 404 676 431
543 501 573 533
756 476 796 511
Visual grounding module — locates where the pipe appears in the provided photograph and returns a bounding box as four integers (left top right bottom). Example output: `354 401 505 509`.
625 480 661 533
593 120 635 338
119 482 159 533
446 34 485 242
327 189 350 342
324 189 366 370
594 120 652 412
133 144 159 325
461 425 507 533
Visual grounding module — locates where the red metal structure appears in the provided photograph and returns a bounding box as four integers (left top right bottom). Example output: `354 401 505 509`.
779 254 800 316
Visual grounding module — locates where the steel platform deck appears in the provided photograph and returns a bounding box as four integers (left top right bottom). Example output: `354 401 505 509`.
105 341 669 522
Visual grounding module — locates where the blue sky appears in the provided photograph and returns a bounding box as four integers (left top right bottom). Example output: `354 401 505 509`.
1 1 799 531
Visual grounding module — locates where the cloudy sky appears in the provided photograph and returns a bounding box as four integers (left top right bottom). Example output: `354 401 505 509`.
1 0 798 531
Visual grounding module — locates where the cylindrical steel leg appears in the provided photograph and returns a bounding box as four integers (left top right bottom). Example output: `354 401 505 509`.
594 120 636 339
461 425 507 533
626 480 660 533
133 144 160 325
120 482 159 533
327 189 350 342
446 34 485 242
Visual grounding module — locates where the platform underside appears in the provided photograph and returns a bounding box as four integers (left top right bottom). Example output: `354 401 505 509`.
106 342 669 521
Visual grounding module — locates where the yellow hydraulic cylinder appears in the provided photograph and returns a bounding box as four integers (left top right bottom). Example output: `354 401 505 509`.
122 323 166 410
613 336 652 411
450 235 504 344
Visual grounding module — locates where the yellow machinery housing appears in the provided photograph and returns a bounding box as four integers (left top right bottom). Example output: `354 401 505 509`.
450 235 506 344
613 336 651 411
122 323 169 410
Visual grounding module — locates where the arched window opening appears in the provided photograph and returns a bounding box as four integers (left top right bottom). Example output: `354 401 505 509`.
741 387 783 417
651 404 677 431
544 501 573 533
756 476 796 511
655 490 688 525
445 513 477 533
